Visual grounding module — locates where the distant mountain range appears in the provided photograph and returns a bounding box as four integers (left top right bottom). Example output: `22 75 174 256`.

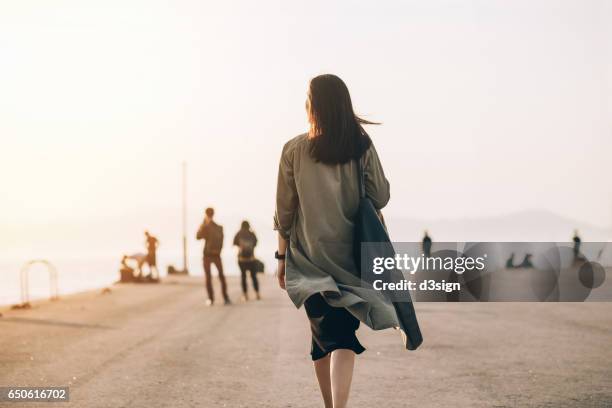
3 209 610 261
386 209 612 242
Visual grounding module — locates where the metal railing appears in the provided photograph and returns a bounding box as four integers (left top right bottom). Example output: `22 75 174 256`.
16 260 59 308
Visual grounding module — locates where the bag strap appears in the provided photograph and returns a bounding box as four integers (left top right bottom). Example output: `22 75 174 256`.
357 156 365 198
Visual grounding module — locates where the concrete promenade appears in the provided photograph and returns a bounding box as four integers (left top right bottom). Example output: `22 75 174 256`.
1 275 611 407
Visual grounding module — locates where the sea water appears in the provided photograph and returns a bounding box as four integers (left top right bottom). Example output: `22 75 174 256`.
0 248 275 307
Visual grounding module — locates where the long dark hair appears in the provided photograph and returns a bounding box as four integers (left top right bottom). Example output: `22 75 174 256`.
307 74 377 165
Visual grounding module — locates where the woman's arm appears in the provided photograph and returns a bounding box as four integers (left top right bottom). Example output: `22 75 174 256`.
274 141 298 240
277 232 287 290
364 144 390 209
274 140 298 290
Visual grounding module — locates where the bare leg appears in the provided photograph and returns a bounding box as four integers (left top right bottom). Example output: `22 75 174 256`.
313 354 333 408
331 349 356 408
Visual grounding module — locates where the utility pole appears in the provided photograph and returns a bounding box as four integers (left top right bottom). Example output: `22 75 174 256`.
182 161 189 274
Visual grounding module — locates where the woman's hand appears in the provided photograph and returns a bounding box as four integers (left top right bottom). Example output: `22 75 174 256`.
277 260 286 290
276 233 288 290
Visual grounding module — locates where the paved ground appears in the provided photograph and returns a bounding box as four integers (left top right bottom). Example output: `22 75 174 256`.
1 275 611 407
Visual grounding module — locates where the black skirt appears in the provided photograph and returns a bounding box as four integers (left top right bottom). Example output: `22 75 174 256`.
304 293 366 361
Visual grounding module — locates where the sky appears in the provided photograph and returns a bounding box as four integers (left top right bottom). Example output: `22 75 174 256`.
1 0 611 259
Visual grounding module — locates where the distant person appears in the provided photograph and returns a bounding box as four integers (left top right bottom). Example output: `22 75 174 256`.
275 74 421 408
196 207 230 306
505 253 515 268
125 253 147 278
144 231 159 279
121 255 133 271
422 230 432 258
233 221 260 301
572 229 582 261
120 255 136 281
518 253 533 268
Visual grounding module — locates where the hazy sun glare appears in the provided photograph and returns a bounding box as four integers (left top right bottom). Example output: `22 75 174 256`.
1 0 611 260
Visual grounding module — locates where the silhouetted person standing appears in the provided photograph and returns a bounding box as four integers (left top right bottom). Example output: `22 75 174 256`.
233 220 260 301
144 231 159 279
422 230 432 258
572 229 582 261
197 208 230 305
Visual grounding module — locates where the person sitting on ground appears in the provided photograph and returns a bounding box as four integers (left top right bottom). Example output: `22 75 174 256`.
233 220 260 301
505 253 515 268
518 253 533 268
124 253 147 278
120 255 135 280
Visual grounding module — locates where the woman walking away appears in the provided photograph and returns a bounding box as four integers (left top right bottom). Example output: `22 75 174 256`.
274 74 421 408
233 221 260 301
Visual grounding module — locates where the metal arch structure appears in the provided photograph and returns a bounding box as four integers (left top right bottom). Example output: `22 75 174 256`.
19 259 59 306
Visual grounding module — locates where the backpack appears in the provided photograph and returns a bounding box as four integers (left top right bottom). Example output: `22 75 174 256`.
238 236 255 259
352 157 422 351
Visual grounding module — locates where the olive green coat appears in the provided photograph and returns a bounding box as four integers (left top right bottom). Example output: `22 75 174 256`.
274 134 401 330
